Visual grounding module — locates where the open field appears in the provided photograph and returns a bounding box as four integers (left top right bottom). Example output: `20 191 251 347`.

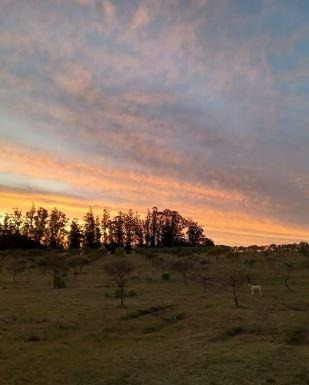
1 250 309 385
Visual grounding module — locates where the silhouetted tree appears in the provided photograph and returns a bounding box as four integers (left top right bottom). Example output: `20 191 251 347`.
0 205 215 251
111 212 125 248
134 213 144 247
83 208 97 249
23 206 49 245
143 209 152 247
46 208 67 249
101 208 110 247
94 216 102 248
124 210 135 253
68 220 83 249
187 220 204 247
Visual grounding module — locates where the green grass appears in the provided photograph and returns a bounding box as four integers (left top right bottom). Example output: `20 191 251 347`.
0 251 309 384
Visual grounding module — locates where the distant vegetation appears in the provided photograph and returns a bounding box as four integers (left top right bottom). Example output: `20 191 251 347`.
0 206 213 251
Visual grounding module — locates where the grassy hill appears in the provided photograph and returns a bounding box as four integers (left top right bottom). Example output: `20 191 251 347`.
1 249 309 385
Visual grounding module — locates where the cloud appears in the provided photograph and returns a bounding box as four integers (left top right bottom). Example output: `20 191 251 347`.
130 3 151 31
54 68 92 95
102 0 116 21
0 0 308 245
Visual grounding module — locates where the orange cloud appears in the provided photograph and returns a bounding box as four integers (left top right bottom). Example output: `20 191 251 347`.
131 3 151 31
0 139 308 246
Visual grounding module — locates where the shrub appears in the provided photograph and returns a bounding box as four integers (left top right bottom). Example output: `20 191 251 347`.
161 272 170 281
54 276 66 289
287 327 309 345
114 288 136 298
127 289 136 297
142 324 164 334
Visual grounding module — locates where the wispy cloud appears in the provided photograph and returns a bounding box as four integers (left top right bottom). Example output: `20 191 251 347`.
0 0 308 245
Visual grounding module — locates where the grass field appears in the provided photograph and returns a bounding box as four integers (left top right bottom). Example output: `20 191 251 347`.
1 251 309 385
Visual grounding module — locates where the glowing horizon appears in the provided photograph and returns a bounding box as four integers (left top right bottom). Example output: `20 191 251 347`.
0 0 308 246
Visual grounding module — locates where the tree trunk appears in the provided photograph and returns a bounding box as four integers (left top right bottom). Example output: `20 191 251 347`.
284 277 292 291
13 271 17 284
120 286 124 307
202 281 206 293
232 281 239 307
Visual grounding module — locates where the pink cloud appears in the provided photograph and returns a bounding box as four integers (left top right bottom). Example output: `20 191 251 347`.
54 68 92 95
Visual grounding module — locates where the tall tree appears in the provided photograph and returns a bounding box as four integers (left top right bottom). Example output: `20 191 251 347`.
134 212 144 247
83 208 96 248
124 209 135 253
186 220 205 247
143 209 152 247
46 208 67 249
94 216 102 248
111 212 125 248
68 220 83 249
101 208 110 247
24 206 49 245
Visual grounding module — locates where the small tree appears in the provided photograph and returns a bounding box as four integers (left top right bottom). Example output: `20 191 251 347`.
299 242 309 266
193 262 210 293
104 259 135 306
67 253 90 280
283 261 294 291
243 255 258 284
224 252 245 307
39 252 70 288
6 254 27 284
171 255 195 285
207 246 230 264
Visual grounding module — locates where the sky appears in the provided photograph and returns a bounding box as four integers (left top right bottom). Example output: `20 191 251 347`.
0 0 308 246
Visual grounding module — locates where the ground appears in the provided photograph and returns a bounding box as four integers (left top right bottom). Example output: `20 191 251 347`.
1 251 309 385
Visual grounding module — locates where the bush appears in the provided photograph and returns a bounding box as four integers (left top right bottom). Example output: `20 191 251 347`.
287 327 309 345
114 289 136 298
54 276 66 289
161 272 170 281
127 289 136 297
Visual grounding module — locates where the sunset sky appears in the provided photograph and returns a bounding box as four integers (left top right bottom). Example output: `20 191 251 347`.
0 0 308 246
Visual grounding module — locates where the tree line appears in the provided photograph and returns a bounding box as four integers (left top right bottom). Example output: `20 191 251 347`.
0 206 214 251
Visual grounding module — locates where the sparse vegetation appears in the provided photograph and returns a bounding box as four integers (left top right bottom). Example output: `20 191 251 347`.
0 242 309 384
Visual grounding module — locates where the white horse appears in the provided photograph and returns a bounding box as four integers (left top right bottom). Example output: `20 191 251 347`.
248 284 262 295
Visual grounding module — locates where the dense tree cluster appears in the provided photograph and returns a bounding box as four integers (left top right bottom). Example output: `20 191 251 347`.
234 242 309 255
0 206 213 250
